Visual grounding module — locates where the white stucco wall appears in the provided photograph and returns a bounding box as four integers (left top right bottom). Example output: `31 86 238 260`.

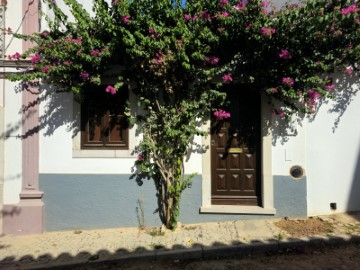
1 3 26 204
270 75 360 216
2 80 23 204
38 90 203 175
306 75 360 215
272 115 307 176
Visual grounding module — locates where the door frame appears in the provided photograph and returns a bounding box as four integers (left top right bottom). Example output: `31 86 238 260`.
200 95 276 215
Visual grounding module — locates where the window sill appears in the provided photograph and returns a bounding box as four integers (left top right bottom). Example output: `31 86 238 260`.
200 205 276 215
72 149 135 158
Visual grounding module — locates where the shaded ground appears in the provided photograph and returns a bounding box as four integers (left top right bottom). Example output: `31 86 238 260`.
58 242 360 269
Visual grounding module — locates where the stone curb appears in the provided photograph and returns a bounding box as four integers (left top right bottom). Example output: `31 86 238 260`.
12 234 359 270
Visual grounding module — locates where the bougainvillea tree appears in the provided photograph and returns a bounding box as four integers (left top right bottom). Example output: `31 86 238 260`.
8 0 359 229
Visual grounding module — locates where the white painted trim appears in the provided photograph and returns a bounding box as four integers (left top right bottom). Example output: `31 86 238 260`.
0 105 4 234
72 90 138 158
200 205 276 215
261 95 275 211
200 95 275 215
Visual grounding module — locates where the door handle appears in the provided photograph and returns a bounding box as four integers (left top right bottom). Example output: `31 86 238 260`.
211 140 215 145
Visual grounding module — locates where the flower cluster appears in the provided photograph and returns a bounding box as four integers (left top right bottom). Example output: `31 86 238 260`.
105 85 116 95
282 77 294 87
90 50 101 57
222 74 233 83
121 15 131 24
7 52 21 60
31 55 42 64
206 56 219 65
260 27 275 37
272 109 285 117
341 4 360 15
325 84 336 91
80 71 90 80
279 50 292 60
214 109 231 120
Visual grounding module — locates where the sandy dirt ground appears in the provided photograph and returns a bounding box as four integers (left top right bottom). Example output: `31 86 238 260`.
57 242 360 270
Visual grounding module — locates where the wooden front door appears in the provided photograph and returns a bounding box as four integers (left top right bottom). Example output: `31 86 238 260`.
211 88 261 206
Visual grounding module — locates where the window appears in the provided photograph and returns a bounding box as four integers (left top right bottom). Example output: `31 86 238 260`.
81 86 129 149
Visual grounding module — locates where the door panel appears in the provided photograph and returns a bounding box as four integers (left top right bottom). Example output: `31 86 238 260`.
211 88 261 206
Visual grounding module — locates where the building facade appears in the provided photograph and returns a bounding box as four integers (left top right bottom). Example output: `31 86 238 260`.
1 0 360 235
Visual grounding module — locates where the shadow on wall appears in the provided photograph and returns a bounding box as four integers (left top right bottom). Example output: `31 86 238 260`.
1 206 21 217
347 147 360 218
0 82 80 141
269 73 360 146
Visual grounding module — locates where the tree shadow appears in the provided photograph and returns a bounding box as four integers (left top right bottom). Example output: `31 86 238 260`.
347 147 360 217
267 73 359 146
0 82 79 141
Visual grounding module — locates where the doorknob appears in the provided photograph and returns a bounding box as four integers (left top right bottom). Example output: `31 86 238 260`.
211 140 215 145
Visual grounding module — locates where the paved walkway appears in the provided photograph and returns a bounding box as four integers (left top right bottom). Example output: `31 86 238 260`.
1 213 360 269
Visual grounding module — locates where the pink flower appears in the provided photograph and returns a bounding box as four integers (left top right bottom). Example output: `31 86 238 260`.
154 51 163 65
260 0 271 14
73 39 82 44
121 15 131 24
345 67 353 74
214 109 231 120
80 71 90 80
272 109 285 117
149 28 155 34
105 85 116 95
206 56 219 65
8 52 21 60
266 87 278 94
325 84 336 91
307 89 321 99
90 49 101 57
222 74 233 83
193 15 199 21
42 67 49 73
64 60 73 65
233 2 246 11
184 14 191 20
279 49 292 60
41 31 50 37
260 27 276 37
246 22 253 30
282 77 294 87
31 55 42 64
137 153 144 161
341 4 360 15
201 11 212 20
178 39 183 48
220 0 228 3
218 11 229 17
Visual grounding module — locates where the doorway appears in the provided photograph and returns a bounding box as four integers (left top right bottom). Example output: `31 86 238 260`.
211 87 261 206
